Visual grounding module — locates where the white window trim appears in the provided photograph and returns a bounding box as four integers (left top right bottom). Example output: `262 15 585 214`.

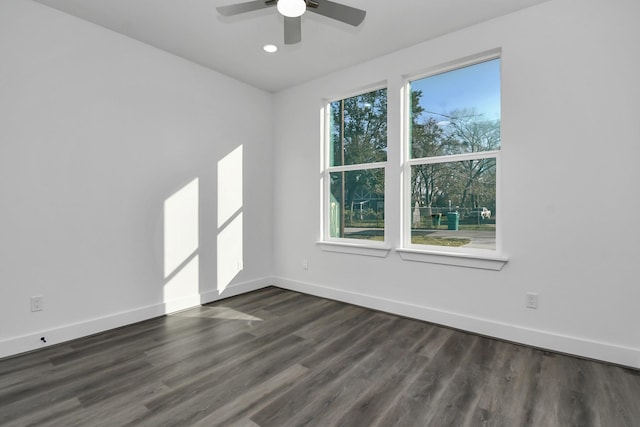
400 53 508 269
320 85 390 255
395 248 508 270
317 241 391 258
403 49 502 89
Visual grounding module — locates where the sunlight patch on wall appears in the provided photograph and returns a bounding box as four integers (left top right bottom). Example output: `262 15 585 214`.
218 146 243 228
217 146 244 293
164 255 199 312
217 212 243 292
163 178 199 310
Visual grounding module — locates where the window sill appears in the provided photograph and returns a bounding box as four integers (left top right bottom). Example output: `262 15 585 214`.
396 248 508 270
317 241 391 258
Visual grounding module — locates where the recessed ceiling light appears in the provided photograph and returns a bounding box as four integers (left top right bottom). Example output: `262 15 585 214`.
263 44 278 53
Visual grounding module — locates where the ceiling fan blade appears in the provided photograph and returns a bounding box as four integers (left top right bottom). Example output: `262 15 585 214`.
308 0 366 27
216 1 274 17
284 16 302 44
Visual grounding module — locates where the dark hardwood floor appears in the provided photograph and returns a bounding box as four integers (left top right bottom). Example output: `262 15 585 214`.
1 287 639 426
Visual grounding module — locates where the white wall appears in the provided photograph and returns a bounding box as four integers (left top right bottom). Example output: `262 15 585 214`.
272 0 640 368
0 0 273 357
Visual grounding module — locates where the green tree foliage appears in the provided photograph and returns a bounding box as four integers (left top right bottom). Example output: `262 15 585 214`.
331 89 387 166
410 90 457 213
330 89 387 211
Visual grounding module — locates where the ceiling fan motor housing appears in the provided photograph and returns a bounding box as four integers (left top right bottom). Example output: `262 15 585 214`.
217 0 366 44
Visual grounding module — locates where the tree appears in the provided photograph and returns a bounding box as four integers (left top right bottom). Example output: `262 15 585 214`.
409 101 500 218
330 90 387 224
447 109 500 209
409 91 457 215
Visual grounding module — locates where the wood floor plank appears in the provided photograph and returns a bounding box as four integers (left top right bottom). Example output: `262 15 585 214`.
297 311 389 369
291 320 437 426
258 291 322 317
526 352 591 426
334 350 431 427
374 331 481 426
243 297 341 338
133 334 315 426
286 375 372 427
1 356 154 424
2 397 83 427
417 323 455 359
612 368 640 426
214 287 284 308
292 302 367 342
423 335 498 426
143 319 256 366
1 287 639 427
189 363 309 427
250 314 396 426
471 341 541 426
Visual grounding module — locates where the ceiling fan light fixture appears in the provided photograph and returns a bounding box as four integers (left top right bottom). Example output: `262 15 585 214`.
277 0 306 18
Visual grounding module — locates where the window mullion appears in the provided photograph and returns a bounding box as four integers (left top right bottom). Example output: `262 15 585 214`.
327 161 387 173
408 150 501 166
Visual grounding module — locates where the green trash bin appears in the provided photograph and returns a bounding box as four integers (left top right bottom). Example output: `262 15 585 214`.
446 212 459 230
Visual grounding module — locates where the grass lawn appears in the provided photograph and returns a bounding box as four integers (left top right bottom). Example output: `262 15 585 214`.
411 236 470 246
457 224 495 231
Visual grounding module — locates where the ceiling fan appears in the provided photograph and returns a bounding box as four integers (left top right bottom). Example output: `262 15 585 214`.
216 0 366 45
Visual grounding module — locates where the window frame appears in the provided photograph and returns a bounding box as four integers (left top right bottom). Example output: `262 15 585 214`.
319 85 391 255
399 53 507 269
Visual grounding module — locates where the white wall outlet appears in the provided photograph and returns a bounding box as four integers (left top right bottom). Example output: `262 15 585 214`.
526 292 538 309
302 259 309 270
31 295 44 312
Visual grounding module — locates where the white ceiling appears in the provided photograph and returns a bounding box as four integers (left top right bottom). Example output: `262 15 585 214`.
33 0 551 92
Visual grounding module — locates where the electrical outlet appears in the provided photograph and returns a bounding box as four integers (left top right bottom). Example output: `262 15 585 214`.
302 259 309 270
31 296 44 312
526 292 538 309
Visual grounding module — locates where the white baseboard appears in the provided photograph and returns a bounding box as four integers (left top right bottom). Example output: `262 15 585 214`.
0 278 270 360
4 275 638 370
273 276 640 370
200 277 272 304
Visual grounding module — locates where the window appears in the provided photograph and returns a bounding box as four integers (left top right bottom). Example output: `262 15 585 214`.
405 57 501 253
319 53 506 267
323 88 387 244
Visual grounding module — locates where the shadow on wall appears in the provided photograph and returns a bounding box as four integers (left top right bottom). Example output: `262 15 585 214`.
217 145 244 293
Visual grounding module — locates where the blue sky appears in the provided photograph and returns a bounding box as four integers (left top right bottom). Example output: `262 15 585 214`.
411 58 501 123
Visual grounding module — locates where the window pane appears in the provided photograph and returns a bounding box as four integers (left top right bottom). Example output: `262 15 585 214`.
409 59 501 159
330 168 384 240
330 89 387 166
410 159 496 249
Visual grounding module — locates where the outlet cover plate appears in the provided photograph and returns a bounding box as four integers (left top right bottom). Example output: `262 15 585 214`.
31 296 44 312
526 292 538 309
